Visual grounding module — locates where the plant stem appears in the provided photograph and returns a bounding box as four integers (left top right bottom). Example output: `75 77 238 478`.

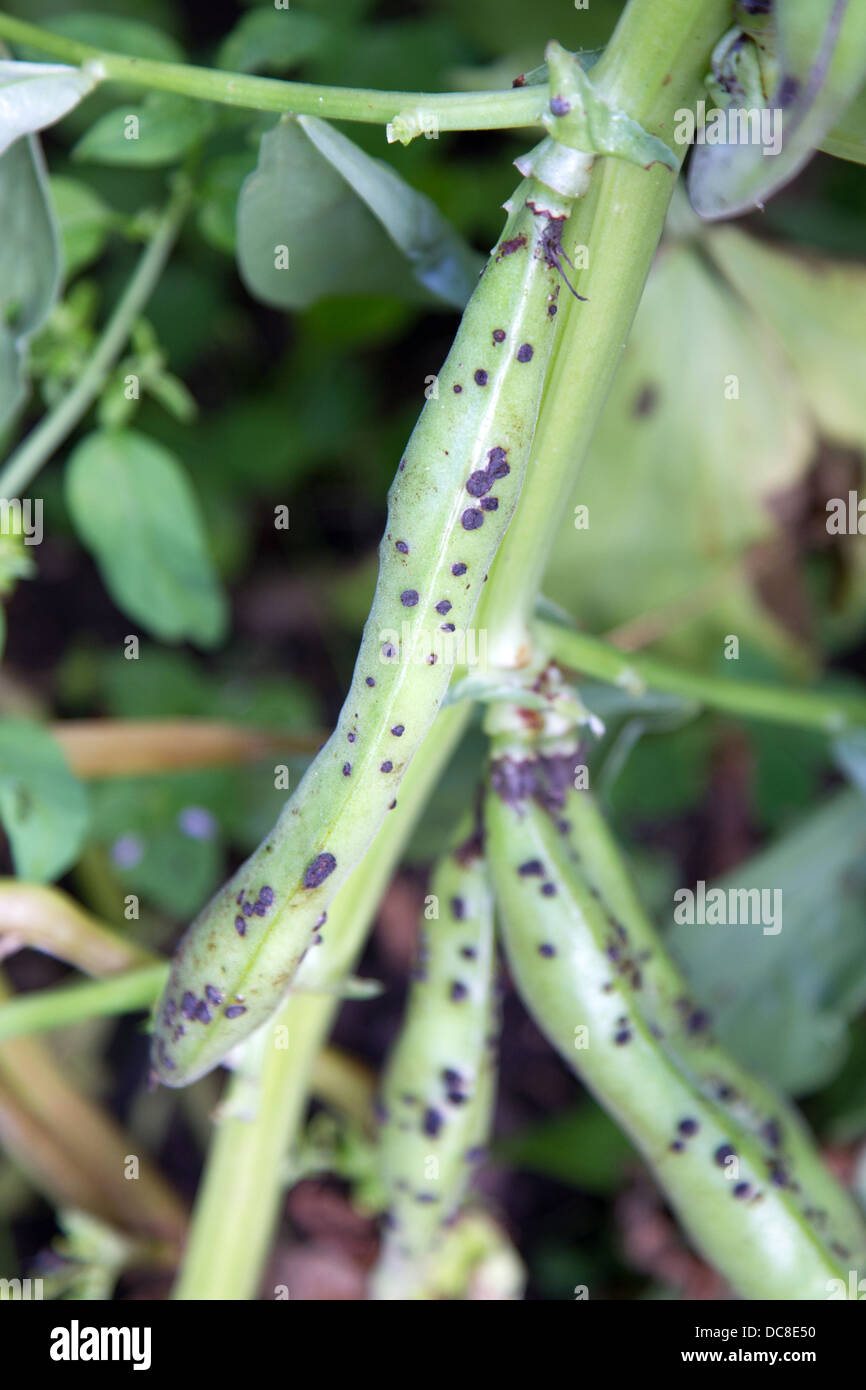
536 614 866 733
0 963 168 1044
478 0 732 667
172 702 470 1301
0 14 547 135
0 180 191 496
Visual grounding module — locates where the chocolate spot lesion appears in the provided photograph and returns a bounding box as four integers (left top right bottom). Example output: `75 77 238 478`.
633 384 659 417
303 852 337 888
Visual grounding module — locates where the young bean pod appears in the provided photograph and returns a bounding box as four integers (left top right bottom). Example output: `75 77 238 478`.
372 827 497 1300
151 152 594 1086
485 748 866 1299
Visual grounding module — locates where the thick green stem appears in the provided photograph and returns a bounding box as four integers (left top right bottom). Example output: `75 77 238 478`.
537 614 866 733
0 180 191 496
172 702 470 1301
0 14 546 136
478 0 733 667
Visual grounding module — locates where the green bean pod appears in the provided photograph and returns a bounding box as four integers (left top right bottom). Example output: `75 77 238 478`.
371 830 497 1300
151 149 594 1087
485 747 866 1299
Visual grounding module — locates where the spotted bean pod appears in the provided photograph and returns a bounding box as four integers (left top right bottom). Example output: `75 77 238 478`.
372 829 497 1298
151 157 593 1086
485 749 866 1299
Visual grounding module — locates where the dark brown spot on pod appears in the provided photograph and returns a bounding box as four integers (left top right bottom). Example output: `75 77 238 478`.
481 496 498 511
714 1144 736 1167
395 540 409 554
450 981 468 1002
435 600 452 615
518 860 544 876
400 589 419 607
538 943 556 957
225 1004 246 1019
234 916 246 936
473 369 488 386
391 725 404 736
451 562 467 575
549 95 571 116
516 343 534 362
492 329 506 343
453 383 462 393
466 470 492 497
423 1107 444 1137
342 763 351 776
678 1118 699 1136
487 447 509 478
380 761 393 773
303 852 337 888
365 676 375 687
461 508 484 530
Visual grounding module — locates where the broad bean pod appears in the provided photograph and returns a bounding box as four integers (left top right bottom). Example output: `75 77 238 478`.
151 149 594 1086
372 829 497 1298
485 747 866 1299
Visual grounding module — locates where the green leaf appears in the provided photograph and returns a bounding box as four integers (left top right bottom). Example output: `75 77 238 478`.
236 115 481 311
40 14 184 64
689 0 866 218
197 153 255 254
73 93 213 167
821 81 866 163
48 175 114 278
706 225 866 453
668 790 866 1094
0 135 60 432
544 239 814 663
64 428 228 648
216 8 329 74
0 721 88 882
0 60 98 157
497 1101 636 1193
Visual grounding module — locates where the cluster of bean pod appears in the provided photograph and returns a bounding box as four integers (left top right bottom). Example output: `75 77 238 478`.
151 146 594 1087
483 739 866 1300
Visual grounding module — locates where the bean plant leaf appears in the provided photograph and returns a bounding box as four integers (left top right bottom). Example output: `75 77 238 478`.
545 238 814 666
216 7 329 74
48 175 115 278
820 80 866 162
0 134 60 432
0 721 89 882
65 428 228 648
668 790 866 1094
73 93 213 167
689 0 866 218
31 14 184 64
0 60 98 158
236 115 481 311
705 225 866 453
